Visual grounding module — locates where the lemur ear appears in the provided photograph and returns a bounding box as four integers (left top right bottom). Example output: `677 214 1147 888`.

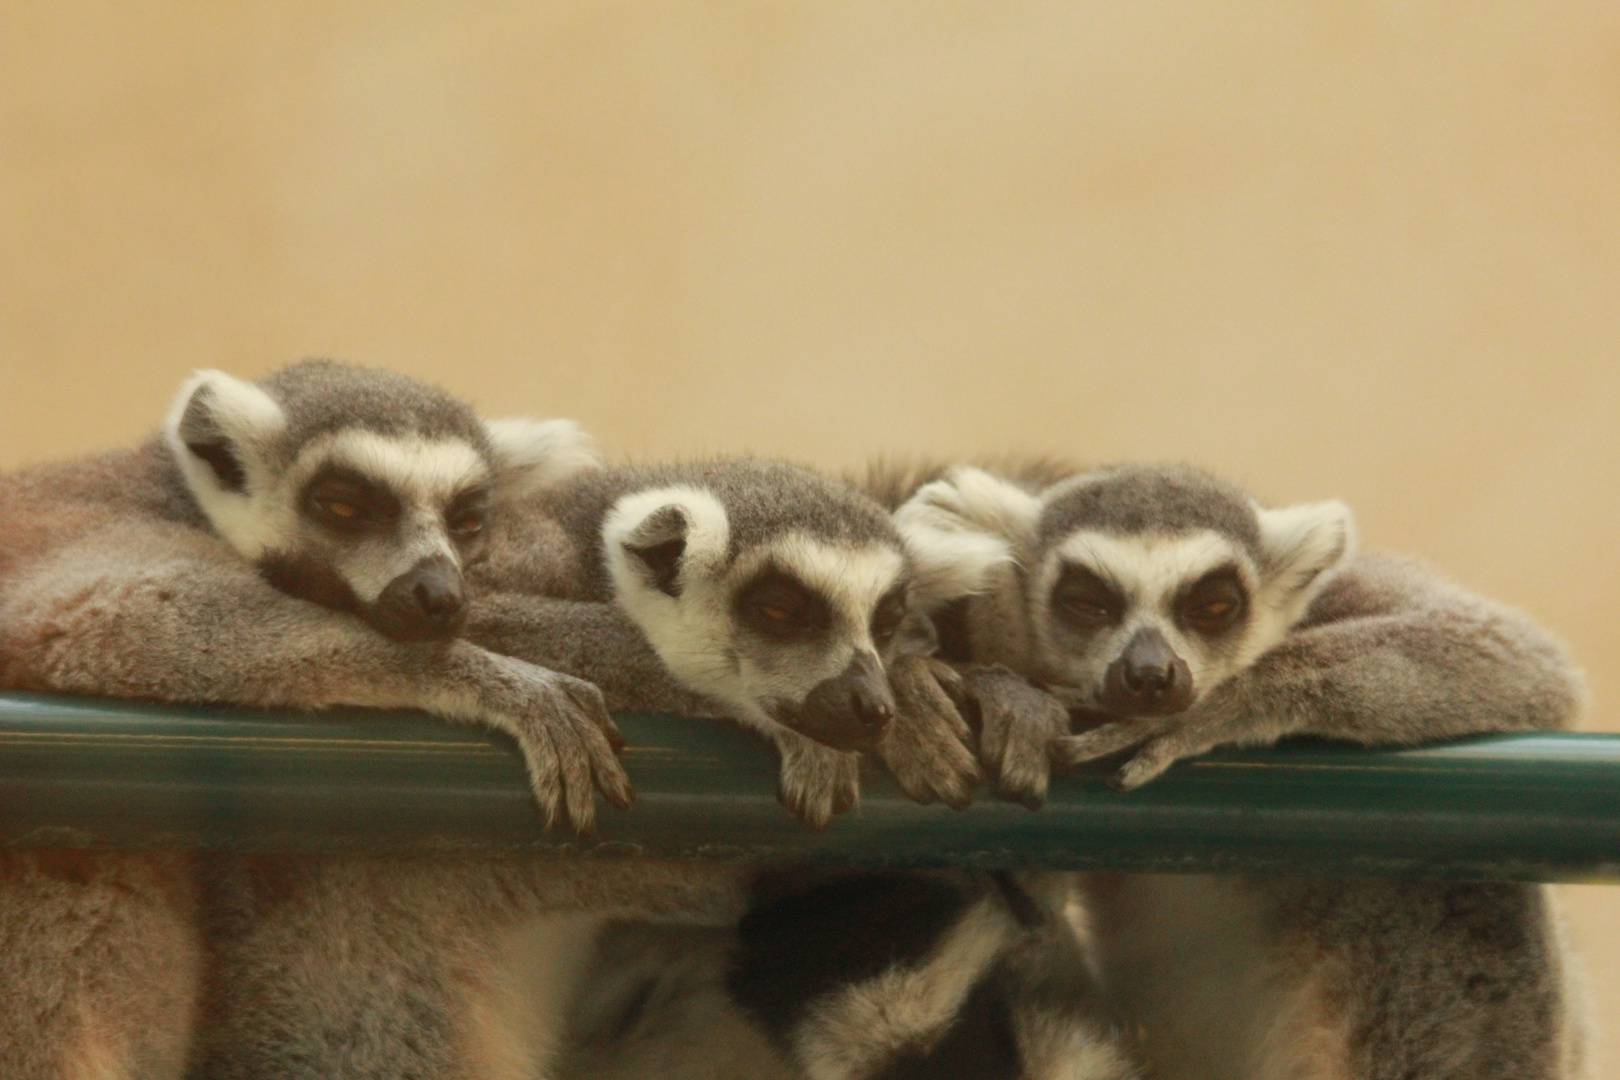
483 417 602 500
618 504 690 598
1256 499 1356 601
165 369 286 495
894 466 1041 611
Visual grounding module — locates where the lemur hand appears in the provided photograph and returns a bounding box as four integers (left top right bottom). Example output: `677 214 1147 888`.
452 649 635 832
775 729 861 829
954 665 1072 810
1053 680 1262 790
875 655 981 810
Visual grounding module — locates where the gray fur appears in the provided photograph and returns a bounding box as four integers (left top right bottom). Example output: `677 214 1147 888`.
466 456 975 828
492 458 902 601
258 358 496 460
202 454 980 1080
556 872 1142 1080
0 362 624 1078
1034 463 1262 557
891 460 1589 1080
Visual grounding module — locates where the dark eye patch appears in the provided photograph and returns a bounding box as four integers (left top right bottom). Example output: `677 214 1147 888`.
735 570 832 642
301 466 402 535
870 586 907 645
445 486 491 541
1050 562 1125 633
1175 565 1248 637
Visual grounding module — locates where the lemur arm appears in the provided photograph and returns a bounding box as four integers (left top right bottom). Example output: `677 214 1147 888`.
0 528 632 831
462 591 718 717
1056 551 1586 789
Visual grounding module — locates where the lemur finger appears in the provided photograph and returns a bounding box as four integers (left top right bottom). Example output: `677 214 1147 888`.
1051 721 1157 767
922 659 974 742
995 734 1051 811
549 708 598 834
565 684 636 810
1112 737 1186 791
831 758 860 818
520 725 566 830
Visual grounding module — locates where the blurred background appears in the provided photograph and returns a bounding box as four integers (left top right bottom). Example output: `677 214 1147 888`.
3 3 1616 1066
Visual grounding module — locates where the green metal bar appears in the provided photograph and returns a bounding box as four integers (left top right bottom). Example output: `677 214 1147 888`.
1 692 1616 882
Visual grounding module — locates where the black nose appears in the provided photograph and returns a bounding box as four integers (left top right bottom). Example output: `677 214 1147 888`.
372 555 467 640
789 652 895 752
1100 628 1194 716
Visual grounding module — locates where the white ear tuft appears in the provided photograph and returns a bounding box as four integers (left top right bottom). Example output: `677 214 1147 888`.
894 467 1042 611
1256 499 1356 603
164 369 287 493
484 417 602 499
602 485 729 606
163 369 289 557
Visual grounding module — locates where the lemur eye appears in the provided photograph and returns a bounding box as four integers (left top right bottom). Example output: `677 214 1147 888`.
449 511 485 537
445 487 492 542
735 571 832 641
870 589 907 643
302 466 401 533
1050 563 1124 630
1177 568 1247 635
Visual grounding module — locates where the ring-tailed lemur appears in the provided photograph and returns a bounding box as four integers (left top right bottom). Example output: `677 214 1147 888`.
199 456 986 1079
555 870 1142 1080
892 461 1589 1080
461 458 982 826
0 360 617 1079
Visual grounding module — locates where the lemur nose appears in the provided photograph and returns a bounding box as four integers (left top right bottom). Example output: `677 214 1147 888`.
1101 628 1195 717
791 651 895 752
413 575 461 621
373 556 467 640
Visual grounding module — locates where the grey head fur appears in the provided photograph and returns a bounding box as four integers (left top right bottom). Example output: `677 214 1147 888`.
1036 463 1262 557
897 461 1354 717
537 458 902 598
524 459 916 762
165 360 598 641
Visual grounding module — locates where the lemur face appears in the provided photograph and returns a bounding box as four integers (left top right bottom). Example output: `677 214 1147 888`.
1030 529 1277 716
897 463 1354 718
604 482 918 751
166 364 596 641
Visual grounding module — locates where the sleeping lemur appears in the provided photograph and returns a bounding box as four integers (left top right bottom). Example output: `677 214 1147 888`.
200 456 992 1079
0 360 616 1079
889 461 1588 1080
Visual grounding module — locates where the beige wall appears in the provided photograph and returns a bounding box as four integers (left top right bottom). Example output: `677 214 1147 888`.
3 3 1616 1066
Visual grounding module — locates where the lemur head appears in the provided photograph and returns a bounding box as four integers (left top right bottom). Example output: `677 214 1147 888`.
898 463 1354 717
166 359 598 641
600 460 925 752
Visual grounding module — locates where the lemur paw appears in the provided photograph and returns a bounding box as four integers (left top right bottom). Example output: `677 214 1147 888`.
958 665 1071 810
876 655 981 809
481 655 635 833
1053 716 1202 791
776 731 861 829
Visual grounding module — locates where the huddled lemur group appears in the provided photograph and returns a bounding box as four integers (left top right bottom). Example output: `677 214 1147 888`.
0 361 1588 1080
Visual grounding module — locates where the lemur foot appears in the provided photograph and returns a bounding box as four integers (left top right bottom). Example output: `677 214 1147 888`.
775 730 861 829
876 655 981 810
955 665 1071 809
1054 705 1238 791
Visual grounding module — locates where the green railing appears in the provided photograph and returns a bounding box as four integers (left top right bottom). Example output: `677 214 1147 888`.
1 692 1617 883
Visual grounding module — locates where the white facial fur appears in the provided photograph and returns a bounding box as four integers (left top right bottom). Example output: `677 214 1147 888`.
298 429 491 601
166 370 600 608
1028 507 1351 706
892 466 1355 709
1030 530 1261 702
605 486 906 735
